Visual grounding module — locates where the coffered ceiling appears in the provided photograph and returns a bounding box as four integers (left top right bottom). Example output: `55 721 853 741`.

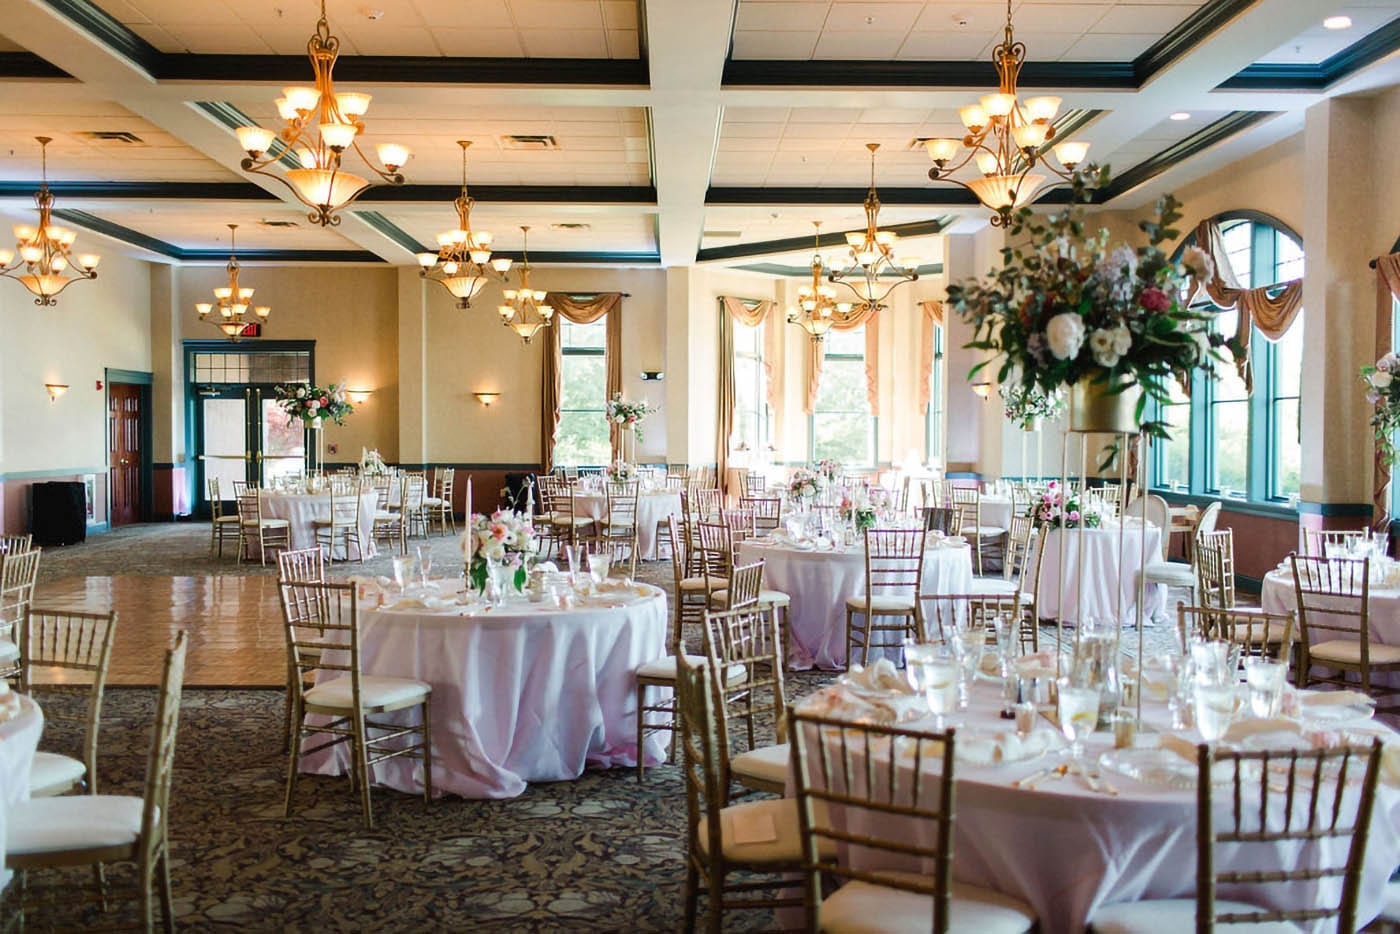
0 0 1393 269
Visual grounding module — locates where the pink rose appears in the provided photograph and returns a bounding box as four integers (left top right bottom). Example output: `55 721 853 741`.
1368 391 1382 405
1139 287 1170 312
1069 510 1081 522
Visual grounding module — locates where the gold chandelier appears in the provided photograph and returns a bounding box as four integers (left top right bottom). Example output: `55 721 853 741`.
922 0 1090 227
826 143 919 308
233 0 408 227
196 224 270 341
497 226 554 343
788 222 856 343
417 141 512 308
0 137 100 306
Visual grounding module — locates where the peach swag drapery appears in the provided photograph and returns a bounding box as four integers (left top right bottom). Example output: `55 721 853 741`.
1372 254 1400 531
803 304 881 416
1189 219 1304 393
919 300 944 415
717 297 782 496
539 292 623 473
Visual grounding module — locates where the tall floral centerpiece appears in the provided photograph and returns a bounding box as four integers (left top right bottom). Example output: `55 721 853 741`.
605 393 654 466
359 448 388 476
1363 353 1400 469
274 381 353 474
787 467 826 509
1000 383 1065 432
947 174 1226 443
461 510 538 598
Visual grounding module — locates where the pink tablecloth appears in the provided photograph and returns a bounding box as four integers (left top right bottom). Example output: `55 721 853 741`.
302 585 669 799
573 490 682 561
735 538 975 670
1025 523 1166 625
259 489 378 559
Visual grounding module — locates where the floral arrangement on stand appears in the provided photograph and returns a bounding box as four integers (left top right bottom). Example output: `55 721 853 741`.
604 461 637 484
461 510 538 594
815 458 843 483
359 448 389 476
1000 382 1065 431
1034 481 1109 529
788 467 827 504
1362 352 1400 468
274 381 354 426
947 172 1228 443
606 393 654 440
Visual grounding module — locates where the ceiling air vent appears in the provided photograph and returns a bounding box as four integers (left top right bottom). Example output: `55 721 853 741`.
501 134 560 151
551 222 591 231
703 230 743 239
80 130 145 144
258 219 299 228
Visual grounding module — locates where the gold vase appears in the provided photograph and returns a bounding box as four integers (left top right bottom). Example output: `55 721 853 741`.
1069 372 1142 434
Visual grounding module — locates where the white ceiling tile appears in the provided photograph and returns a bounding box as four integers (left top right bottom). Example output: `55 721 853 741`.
120 0 242 24
719 137 779 152
1010 3 1111 32
1091 4 1197 33
333 25 442 56
508 0 606 29
434 27 526 56
735 2 832 31
724 107 793 123
1060 33 1159 60
521 29 610 57
602 0 638 28
126 22 182 52
606 29 639 57
895 30 995 58
731 30 821 58
150 23 272 54
812 30 907 58
823 2 925 32
913 2 1004 32
409 0 512 28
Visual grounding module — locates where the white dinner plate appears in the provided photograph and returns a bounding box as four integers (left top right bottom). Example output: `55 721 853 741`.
1302 703 1375 723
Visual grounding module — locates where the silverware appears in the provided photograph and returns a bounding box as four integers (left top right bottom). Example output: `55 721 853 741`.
1012 766 1052 789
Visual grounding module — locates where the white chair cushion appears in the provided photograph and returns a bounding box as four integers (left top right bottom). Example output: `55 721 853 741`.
758 589 790 607
696 797 806 864
1309 639 1400 666
304 675 431 711
422 496 443 506
962 525 1007 537
845 594 918 613
1140 562 1196 587
28 751 86 797
213 515 240 525
1089 897 1301 932
731 743 788 791
636 655 746 683
974 577 1019 595
821 873 1036 933
679 575 727 592
7 795 146 857
0 639 17 663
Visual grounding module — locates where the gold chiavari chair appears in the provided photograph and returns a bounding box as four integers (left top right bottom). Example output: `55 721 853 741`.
22 608 116 798
1195 529 1236 610
0 547 43 681
741 470 767 498
5 632 188 933
313 484 367 563
711 560 764 611
548 478 596 550
789 708 1037 933
207 478 240 557
721 508 756 542
968 513 1039 630
0 533 33 555
846 527 927 668
667 462 688 481
1176 604 1294 663
535 474 563 558
738 496 781 534
949 487 1005 576
231 479 249 497
371 475 409 556
685 488 723 525
401 472 430 539
599 480 641 578
696 519 738 612
279 580 433 829
1291 553 1400 709
703 603 787 796
919 593 1025 647
370 472 394 510
677 657 807 932
425 466 457 535
1303 528 1367 557
275 547 325 750
1088 739 1384 932
236 490 290 565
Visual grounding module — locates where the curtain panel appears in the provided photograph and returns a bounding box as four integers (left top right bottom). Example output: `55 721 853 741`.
538 292 624 472
803 304 881 416
918 300 945 415
716 297 782 496
1373 254 1400 531
1189 219 1304 393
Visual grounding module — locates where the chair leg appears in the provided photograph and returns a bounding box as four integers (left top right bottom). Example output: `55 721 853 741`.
682 864 700 933
354 711 374 830
421 698 434 809
157 845 175 934
283 700 303 817
636 682 647 781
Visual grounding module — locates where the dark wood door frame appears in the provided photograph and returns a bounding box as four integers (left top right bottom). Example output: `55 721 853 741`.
105 368 154 525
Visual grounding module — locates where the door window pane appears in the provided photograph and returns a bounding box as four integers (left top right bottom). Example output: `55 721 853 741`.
202 398 247 493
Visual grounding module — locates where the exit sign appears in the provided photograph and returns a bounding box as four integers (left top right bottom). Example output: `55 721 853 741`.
237 323 262 338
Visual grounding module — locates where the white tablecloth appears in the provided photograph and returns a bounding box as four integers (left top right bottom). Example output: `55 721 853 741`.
1025 523 1166 625
259 489 378 559
574 490 682 561
735 538 975 670
979 494 1015 531
301 584 669 799
0 696 43 889
794 679 1400 934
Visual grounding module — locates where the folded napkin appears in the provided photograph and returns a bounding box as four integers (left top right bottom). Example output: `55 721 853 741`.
844 658 912 694
383 595 460 612
1300 690 1375 709
1223 717 1302 744
1158 733 1203 764
956 727 1054 765
802 684 925 726
534 561 559 574
1014 651 1057 681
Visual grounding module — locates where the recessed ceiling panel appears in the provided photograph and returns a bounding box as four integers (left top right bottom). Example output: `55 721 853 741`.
1257 7 1400 65
702 205 948 259
61 203 368 251
382 204 657 254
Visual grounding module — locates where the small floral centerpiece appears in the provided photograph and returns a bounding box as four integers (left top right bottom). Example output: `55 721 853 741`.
274 381 354 426
1035 481 1107 529
604 460 637 484
788 467 827 503
1363 352 1400 468
947 173 1227 441
359 448 389 475
1000 382 1065 431
839 492 878 532
605 393 654 441
815 458 843 483
461 510 538 594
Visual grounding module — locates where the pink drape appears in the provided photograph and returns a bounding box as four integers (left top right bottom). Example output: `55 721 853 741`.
539 292 623 471
1373 254 1400 531
803 305 881 416
919 300 944 415
717 297 783 496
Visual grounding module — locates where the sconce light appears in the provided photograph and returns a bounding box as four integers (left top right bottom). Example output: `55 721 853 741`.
640 370 665 381
347 389 373 405
474 391 501 407
971 381 992 400
44 383 69 403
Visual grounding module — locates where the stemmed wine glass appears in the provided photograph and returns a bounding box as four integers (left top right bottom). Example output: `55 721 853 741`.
1056 679 1100 766
904 640 958 730
952 628 985 711
391 555 415 598
415 544 433 588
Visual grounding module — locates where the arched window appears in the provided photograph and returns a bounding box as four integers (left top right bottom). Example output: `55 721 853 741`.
1151 212 1304 506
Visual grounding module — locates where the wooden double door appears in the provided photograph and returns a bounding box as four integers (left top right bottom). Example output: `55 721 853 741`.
108 382 146 527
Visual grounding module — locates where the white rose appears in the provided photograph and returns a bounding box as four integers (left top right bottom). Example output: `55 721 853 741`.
1109 323 1132 356
1089 328 1120 368
1182 245 1213 280
1045 313 1086 361
307 400 320 411
1373 371 1393 390
296 388 306 398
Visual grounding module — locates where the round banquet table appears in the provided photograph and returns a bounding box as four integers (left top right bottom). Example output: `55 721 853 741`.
735 537 974 671
0 696 44 888
977 493 1015 532
573 490 682 561
259 489 378 559
1025 522 1166 624
301 582 669 799
793 679 1400 934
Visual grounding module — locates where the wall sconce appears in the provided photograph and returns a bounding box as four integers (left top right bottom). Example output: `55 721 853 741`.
347 389 373 404
474 391 501 407
44 383 69 403
640 370 665 381
971 381 992 400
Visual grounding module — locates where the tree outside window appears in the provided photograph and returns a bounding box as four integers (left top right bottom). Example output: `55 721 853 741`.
554 319 610 466
732 319 771 456
811 328 875 467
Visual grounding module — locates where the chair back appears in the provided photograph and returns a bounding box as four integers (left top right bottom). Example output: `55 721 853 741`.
919 593 1023 646
605 481 640 530
206 478 225 520
1003 514 1036 584
949 487 981 536
1290 553 1370 655
722 560 764 610
0 547 43 632
1196 529 1237 609
402 474 426 512
371 474 393 509
1176 604 1294 663
1196 500 1222 538
1141 494 1171 561
742 471 766 498
231 480 248 496
22 608 117 792
277 547 326 583
537 474 560 515
0 534 33 556
739 496 781 533
1195 739 1382 931
685 488 722 522
789 709 957 932
704 605 786 747
695 519 735 582
278 580 363 704
863 527 927 603
667 463 688 480
675 656 728 871
435 467 455 499
1303 528 1367 558
139 631 188 873
721 508 755 540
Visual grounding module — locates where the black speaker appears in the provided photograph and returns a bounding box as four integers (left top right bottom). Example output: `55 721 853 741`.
32 481 86 547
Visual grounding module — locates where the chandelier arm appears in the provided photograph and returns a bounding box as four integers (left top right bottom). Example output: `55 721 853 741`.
348 139 405 185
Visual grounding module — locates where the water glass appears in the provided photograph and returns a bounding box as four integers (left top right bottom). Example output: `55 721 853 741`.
587 552 611 583
953 629 985 710
1013 702 1037 739
904 641 957 729
1244 657 1287 718
415 545 433 585
391 555 415 594
1057 683 1100 762
565 544 585 583
1190 639 1233 686
1194 682 1236 742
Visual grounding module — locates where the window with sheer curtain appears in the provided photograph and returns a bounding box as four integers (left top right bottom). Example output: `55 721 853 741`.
554 319 610 466
926 322 945 464
1151 214 1304 505
731 319 771 456
810 327 875 467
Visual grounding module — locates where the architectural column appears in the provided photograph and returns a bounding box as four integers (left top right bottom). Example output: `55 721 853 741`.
149 263 186 517
396 267 428 468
